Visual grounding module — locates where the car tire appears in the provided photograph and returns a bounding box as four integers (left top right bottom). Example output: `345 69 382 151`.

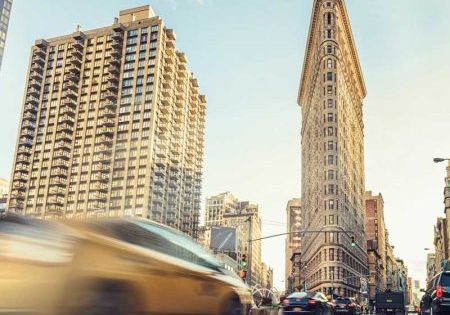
223 298 243 315
71 285 137 315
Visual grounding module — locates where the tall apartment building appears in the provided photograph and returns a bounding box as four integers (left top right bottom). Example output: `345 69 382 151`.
365 191 387 294
0 0 12 70
285 198 302 291
297 0 368 296
7 6 206 238
205 193 262 286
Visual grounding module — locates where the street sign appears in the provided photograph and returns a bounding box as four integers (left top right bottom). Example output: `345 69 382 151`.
360 277 368 294
210 226 237 252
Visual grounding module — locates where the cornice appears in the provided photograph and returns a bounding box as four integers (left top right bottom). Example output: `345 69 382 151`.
298 0 367 107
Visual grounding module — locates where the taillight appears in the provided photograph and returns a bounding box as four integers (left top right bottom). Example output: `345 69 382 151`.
308 299 317 305
283 299 290 305
436 285 444 298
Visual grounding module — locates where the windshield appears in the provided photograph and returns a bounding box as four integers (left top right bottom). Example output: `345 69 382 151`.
133 220 222 269
441 274 450 287
288 292 309 299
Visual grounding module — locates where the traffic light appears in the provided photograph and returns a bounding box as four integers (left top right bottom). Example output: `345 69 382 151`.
351 236 356 247
239 269 247 281
241 254 248 269
240 254 248 282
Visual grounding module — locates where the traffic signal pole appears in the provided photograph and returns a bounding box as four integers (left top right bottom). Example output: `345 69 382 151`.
246 215 253 285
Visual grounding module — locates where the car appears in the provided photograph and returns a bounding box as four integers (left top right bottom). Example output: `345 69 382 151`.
334 297 360 315
282 291 334 315
420 271 450 315
0 214 252 315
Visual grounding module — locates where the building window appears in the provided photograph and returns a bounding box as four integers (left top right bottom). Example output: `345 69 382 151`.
327 59 334 69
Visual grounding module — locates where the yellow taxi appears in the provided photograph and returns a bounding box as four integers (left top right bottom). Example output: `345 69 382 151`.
0 214 252 315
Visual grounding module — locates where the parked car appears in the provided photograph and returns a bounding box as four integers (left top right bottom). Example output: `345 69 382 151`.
420 271 450 315
282 291 334 315
0 214 252 315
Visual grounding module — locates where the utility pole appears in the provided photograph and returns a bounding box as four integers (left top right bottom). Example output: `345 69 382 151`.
246 214 253 285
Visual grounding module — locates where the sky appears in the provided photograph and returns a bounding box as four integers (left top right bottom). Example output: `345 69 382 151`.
0 0 449 290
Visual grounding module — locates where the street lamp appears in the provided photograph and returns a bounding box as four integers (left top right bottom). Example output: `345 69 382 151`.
433 158 450 163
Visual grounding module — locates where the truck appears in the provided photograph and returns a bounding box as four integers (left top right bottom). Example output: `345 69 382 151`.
375 290 406 315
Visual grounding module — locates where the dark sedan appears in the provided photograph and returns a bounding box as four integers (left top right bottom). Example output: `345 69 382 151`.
282 291 334 315
334 297 360 315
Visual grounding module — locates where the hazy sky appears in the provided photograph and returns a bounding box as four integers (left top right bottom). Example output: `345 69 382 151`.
1 0 449 289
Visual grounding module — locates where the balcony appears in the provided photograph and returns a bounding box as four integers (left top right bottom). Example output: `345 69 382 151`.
49 177 67 187
154 167 165 176
158 122 168 132
18 147 31 156
14 173 28 182
108 66 120 75
64 72 79 83
100 108 115 118
67 63 81 74
60 98 77 109
159 103 170 114
104 82 118 93
99 117 115 127
32 54 45 66
57 122 74 133
156 149 167 158
96 134 113 144
62 81 78 92
92 182 108 192
16 155 30 165
155 158 167 167
59 105 75 117
49 187 65 196
72 41 84 51
25 96 39 105
92 163 109 173
58 113 75 124
18 137 33 147
102 91 117 101
91 172 109 182
97 126 114 135
14 165 28 174
62 89 77 100
110 49 122 59
30 71 43 81
30 63 44 73
90 192 107 201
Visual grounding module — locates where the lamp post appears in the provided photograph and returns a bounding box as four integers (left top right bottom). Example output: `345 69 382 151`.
433 158 450 163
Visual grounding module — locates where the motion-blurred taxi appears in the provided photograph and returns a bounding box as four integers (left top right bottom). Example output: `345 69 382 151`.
0 214 252 315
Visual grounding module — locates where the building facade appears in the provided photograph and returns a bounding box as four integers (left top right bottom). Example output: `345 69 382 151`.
297 0 368 296
367 240 381 302
7 6 206 238
0 0 12 70
426 253 436 285
285 198 302 291
365 191 387 295
396 258 408 298
205 191 238 225
434 217 448 272
222 201 262 286
205 193 262 286
443 161 450 259
0 178 8 214
260 262 274 289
